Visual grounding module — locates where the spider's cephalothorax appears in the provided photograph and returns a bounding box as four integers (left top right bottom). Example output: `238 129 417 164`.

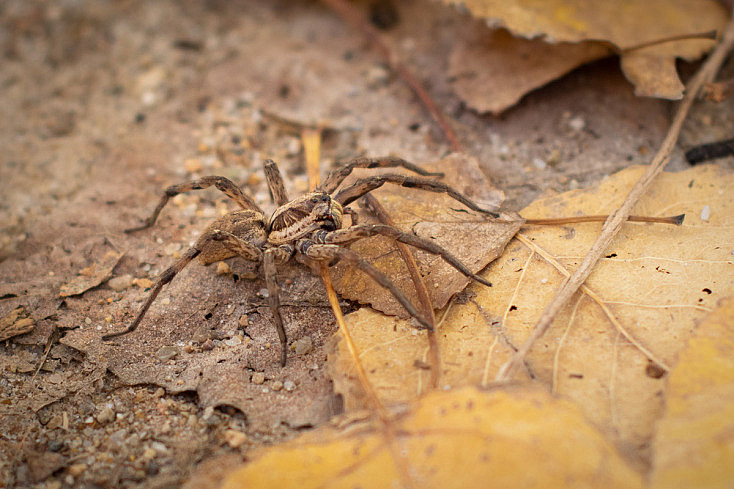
103 157 499 366
268 192 344 244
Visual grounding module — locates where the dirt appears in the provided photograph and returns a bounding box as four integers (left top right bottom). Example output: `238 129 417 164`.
0 1 732 488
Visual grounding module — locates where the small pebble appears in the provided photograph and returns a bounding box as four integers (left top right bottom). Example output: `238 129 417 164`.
67 463 87 476
292 336 313 356
283 380 296 392
216 261 231 275
271 380 283 391
223 429 248 448
532 158 547 170
156 346 179 362
142 448 157 460
108 274 134 291
251 372 265 385
224 336 242 346
187 414 198 427
84 318 92 325
134 278 154 289
201 339 215 351
96 407 115 424
568 115 586 132
238 315 249 328
184 158 203 172
46 479 62 489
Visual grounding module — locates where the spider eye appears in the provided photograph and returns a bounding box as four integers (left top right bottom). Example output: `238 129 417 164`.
311 197 318 203
321 195 329 202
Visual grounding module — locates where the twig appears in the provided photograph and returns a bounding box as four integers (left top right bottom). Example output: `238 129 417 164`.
496 14 734 382
362 194 441 388
322 0 462 152
319 264 416 489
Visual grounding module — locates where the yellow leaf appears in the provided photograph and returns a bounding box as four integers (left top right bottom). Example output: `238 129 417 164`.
220 386 642 489
649 296 734 489
445 0 726 101
330 164 734 469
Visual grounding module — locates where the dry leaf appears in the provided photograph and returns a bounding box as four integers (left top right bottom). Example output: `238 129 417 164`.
0 306 35 342
649 296 734 489
450 25 610 114
446 0 726 101
219 386 642 489
330 153 519 317
330 164 734 469
59 250 124 297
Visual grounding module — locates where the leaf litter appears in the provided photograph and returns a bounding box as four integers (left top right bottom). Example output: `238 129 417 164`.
446 0 727 112
329 163 734 471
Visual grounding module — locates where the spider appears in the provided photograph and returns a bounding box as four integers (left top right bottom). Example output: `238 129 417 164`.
103 157 499 365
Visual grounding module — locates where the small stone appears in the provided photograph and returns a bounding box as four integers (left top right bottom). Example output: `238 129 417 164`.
201 339 215 351
283 380 296 392
46 414 63 430
366 64 390 87
546 148 562 166
292 336 313 356
151 441 168 455
271 380 283 391
133 278 154 289
142 448 157 460
223 429 248 448
216 261 231 275
84 317 92 325
187 414 198 427
251 372 265 385
568 115 586 132
224 336 241 346
108 274 134 291
153 387 165 398
155 346 179 362
46 479 62 489
184 158 203 172
238 315 249 328
96 407 115 424
68 463 87 476
532 158 547 170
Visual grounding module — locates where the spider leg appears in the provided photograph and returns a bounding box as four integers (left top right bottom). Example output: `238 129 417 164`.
333 174 500 217
263 159 290 206
319 156 444 194
299 241 434 330
103 230 263 341
321 224 492 287
126 176 262 233
263 248 292 366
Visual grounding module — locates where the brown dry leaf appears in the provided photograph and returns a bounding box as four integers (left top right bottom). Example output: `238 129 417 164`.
59 250 124 297
218 386 642 489
329 164 733 469
649 296 734 489
446 0 726 102
330 153 519 318
449 25 610 114
0 306 35 342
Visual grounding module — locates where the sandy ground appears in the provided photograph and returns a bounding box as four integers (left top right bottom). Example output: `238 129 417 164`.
1 1 732 488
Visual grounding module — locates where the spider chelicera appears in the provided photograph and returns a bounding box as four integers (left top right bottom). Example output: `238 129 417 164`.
103 157 498 365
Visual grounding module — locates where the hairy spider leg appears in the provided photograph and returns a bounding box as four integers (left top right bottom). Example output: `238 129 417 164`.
263 159 290 206
319 156 444 194
299 241 434 330
103 230 263 341
263 246 294 366
319 223 492 287
333 174 500 217
126 176 262 233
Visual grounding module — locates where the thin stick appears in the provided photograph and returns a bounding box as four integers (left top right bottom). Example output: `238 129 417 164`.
322 0 462 152
496 14 734 382
362 194 441 388
319 264 416 489
524 214 685 226
302 127 322 190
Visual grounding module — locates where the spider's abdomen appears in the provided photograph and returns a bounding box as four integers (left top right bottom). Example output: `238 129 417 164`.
198 210 267 265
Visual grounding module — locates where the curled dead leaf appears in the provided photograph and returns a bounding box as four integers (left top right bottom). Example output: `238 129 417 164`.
0 306 35 341
445 0 726 104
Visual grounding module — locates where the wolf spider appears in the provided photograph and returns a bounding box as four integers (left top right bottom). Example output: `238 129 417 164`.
103 157 499 365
